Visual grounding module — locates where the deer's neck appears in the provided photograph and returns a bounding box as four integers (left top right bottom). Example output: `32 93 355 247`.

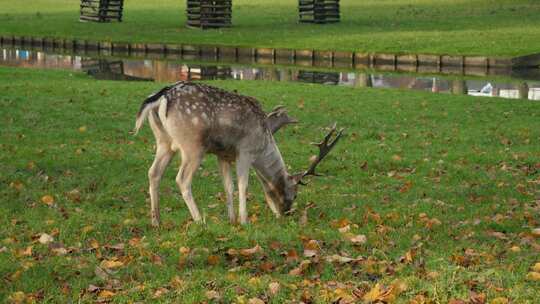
253 136 289 184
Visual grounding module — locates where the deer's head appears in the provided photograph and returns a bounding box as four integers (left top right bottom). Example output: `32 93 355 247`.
259 107 344 216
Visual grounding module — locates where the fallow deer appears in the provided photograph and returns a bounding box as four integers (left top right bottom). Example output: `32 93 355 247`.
134 81 343 226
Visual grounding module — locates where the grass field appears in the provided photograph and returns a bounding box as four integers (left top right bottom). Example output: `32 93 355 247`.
1 0 540 57
1 67 540 303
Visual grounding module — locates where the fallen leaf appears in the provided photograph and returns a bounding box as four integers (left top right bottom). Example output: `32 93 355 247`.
248 297 265 304
98 290 116 298
268 282 280 296
532 262 540 272
206 290 221 300
38 233 54 244
349 234 367 245
94 266 110 281
100 259 124 269
153 287 169 298
325 254 362 264
363 283 392 303
240 245 263 256
207 255 220 265
41 195 54 206
526 271 540 281
8 291 27 303
490 297 509 304
289 260 311 276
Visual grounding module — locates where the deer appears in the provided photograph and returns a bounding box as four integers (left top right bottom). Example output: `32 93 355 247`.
134 81 343 226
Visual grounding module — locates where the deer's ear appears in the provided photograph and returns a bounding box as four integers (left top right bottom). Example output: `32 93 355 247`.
266 105 299 134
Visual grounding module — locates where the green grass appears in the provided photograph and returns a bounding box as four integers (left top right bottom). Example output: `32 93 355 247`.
2 0 540 57
1 67 540 303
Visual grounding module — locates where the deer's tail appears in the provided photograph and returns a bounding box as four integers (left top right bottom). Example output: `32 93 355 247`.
133 86 170 135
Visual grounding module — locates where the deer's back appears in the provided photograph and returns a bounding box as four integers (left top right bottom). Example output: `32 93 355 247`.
162 82 269 159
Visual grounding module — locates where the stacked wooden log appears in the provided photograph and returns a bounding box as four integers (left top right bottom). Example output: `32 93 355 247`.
299 0 340 24
80 0 124 22
187 0 232 29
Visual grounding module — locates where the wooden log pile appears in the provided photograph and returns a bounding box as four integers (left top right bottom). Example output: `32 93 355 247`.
299 0 340 24
80 0 124 22
186 0 232 29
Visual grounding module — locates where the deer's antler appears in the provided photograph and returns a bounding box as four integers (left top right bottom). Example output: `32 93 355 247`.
295 123 344 185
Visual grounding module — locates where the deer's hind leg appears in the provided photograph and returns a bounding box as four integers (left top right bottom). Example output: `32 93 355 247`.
218 158 235 223
148 113 174 227
176 145 204 222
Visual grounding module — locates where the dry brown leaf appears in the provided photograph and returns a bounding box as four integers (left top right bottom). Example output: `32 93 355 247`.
41 195 54 206
289 260 311 276
286 249 299 263
349 234 367 245
153 287 169 298
207 255 220 265
240 245 263 257
325 254 362 264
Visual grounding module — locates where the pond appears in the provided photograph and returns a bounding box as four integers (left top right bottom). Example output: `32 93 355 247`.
2 47 540 101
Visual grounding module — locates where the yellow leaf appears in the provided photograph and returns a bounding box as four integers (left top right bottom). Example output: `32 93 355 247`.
532 262 540 272
98 290 116 298
490 297 509 304
248 277 261 287
78 126 87 132
41 195 54 206
100 259 124 269
8 291 26 303
363 283 394 303
82 226 93 233
526 271 540 281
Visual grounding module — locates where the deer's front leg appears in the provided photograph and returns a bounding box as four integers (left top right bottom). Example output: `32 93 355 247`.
148 145 173 227
236 154 252 225
176 148 203 223
218 158 235 223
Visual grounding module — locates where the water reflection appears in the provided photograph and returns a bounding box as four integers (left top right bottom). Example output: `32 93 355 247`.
2 48 539 100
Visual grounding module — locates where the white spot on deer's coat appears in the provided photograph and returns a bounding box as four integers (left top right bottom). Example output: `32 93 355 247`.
219 117 232 126
191 117 199 125
201 112 208 121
